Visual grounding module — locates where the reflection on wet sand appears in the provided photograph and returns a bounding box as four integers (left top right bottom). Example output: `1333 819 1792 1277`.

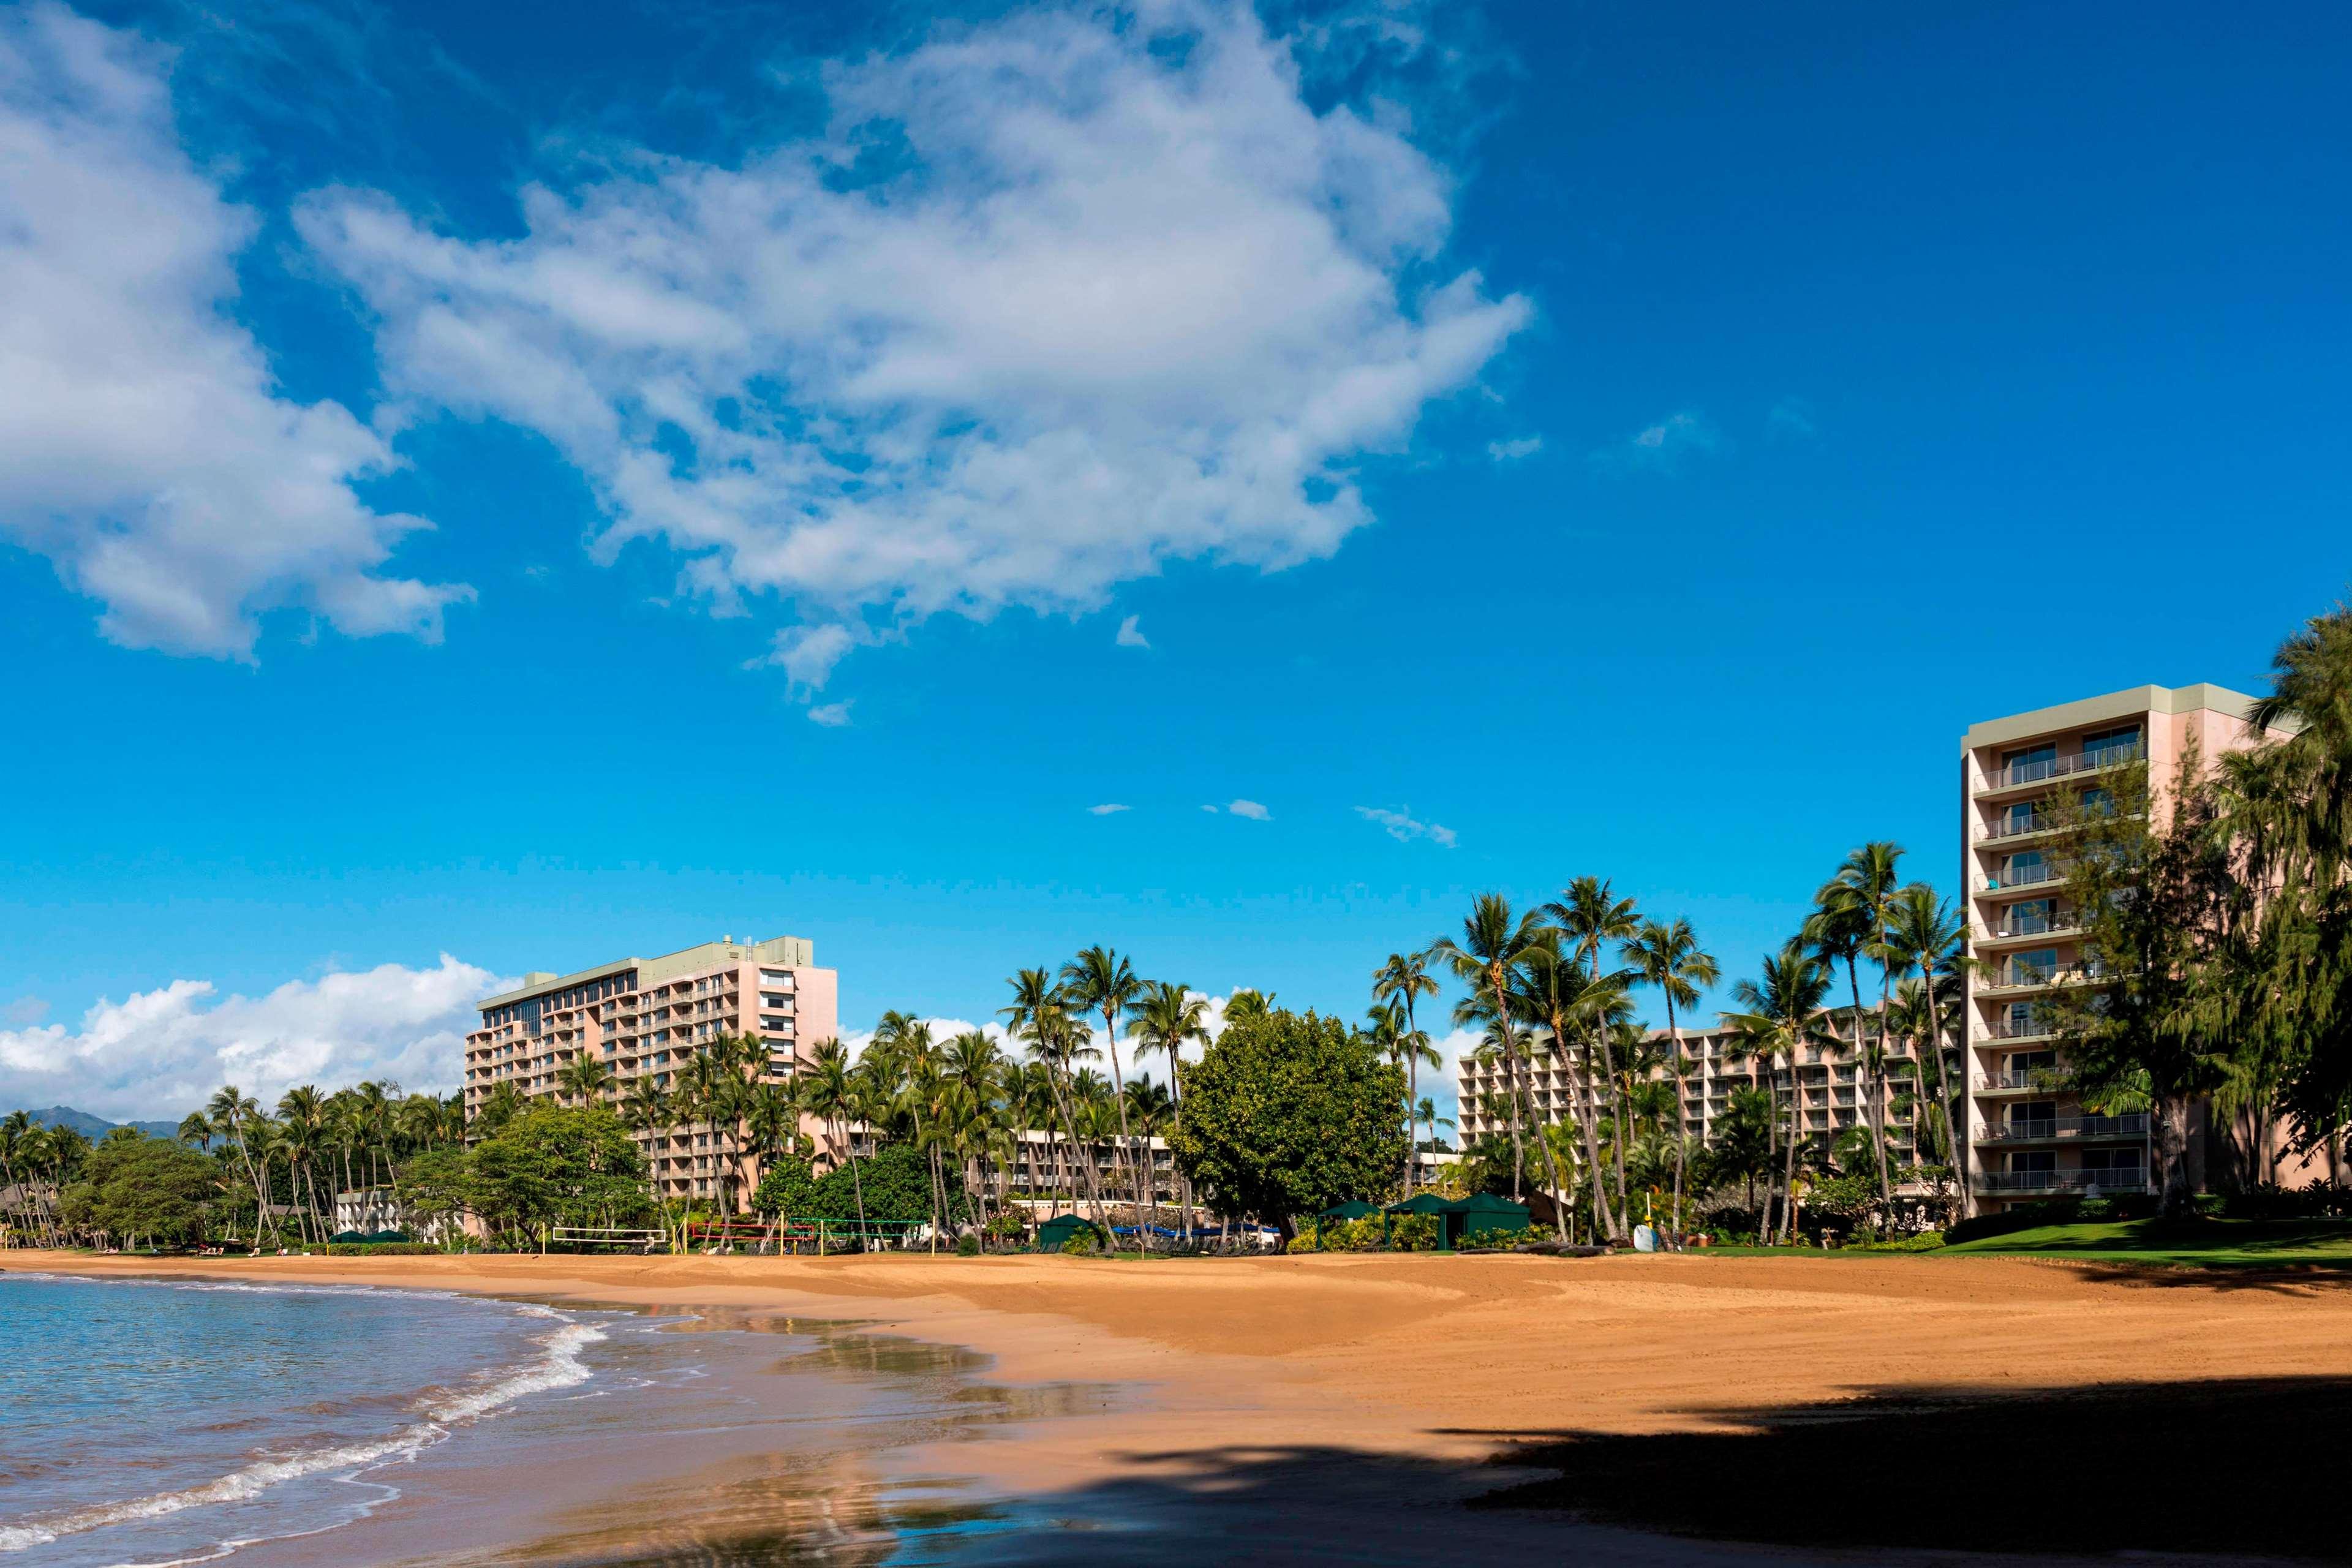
465 1311 1127 1568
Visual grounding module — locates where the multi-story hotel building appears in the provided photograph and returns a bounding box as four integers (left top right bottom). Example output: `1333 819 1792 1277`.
464 934 839 1202
1960 684 2296 1214
1457 1009 1934 1172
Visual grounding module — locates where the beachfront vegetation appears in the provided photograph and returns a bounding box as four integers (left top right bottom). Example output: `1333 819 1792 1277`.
2 1084 462 1251
1169 1006 1408 1239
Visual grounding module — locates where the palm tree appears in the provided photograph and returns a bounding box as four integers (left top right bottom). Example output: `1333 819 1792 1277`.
276 1085 331 1240
1428 894 1549 1208
1729 942 1834 1243
1373 951 1441 1191
1365 1000 1442 1197
1127 980 1209 1237
1623 916 1719 1249
1224 988 1275 1025
796 1038 870 1240
1885 882 1967 1189
1806 886 1889 1205
176 1111 213 1153
1414 1098 1454 1160
1002 968 1109 1231
1815 842 1906 1206
557 1052 614 1109
1545 877 1643 1229
1509 943 1615 1240
206 1085 275 1251
1061 946 1147 1213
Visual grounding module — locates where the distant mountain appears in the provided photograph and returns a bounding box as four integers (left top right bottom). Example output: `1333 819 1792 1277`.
10 1106 182 1139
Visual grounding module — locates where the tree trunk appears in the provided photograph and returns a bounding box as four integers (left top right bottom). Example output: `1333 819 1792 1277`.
1667 1000 1686 1251
2154 1093 2193 1220
1779 1049 1801 1243
1491 966 1570 1242
1847 960 1892 1205
1574 1033 1611 1241
1403 995 1421 1196
1102 1008 1141 1232
1596 1025 1629 1238
1915 955 1963 1216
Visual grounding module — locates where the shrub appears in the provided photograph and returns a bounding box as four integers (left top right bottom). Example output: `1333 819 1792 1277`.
2222 1180 2352 1220
310 1241 447 1257
1060 1234 1099 1257
956 1232 981 1257
1458 1224 1546 1253
1286 1233 1319 1254
1389 1213 1439 1252
1849 1231 1947 1253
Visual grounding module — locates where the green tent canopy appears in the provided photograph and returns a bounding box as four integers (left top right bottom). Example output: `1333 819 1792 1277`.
1038 1214 1108 1251
1381 1191 1532 1250
1449 1193 1532 1240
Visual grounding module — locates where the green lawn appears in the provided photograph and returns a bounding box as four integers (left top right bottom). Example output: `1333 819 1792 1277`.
1941 1216 2352 1268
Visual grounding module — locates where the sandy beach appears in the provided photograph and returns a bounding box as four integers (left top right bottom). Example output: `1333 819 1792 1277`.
19 1248 2352 1564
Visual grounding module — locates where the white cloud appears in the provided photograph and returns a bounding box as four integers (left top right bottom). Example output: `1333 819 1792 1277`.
806 700 854 727
298 0 1528 685
1115 614 1150 649
0 4 469 660
1226 798 1272 820
0 955 501 1121
1355 804 1457 848
1595 409 1721 472
1486 435 1541 462
1200 804 1221 813
1087 802 1131 815
746 622 862 692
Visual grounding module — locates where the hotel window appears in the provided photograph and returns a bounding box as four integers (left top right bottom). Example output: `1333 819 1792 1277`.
2002 850 2046 887
2008 899 2055 937
2006 801 2041 834
2081 725 2141 764
2003 742 2057 782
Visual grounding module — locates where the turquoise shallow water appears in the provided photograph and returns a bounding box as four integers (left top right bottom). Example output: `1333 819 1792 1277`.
0 1273 606 1566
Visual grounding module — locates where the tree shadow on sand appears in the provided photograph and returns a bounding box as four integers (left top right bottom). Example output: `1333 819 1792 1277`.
503 1378 2352 1566
1463 1374 2352 1561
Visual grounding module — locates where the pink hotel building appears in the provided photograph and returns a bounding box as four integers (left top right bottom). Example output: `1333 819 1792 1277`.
1959 683 2311 1214
464 933 839 1202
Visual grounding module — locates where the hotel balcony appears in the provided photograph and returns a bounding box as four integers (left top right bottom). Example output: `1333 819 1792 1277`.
1972 744 2144 799
1971 1166 2147 1195
1978 1017 2060 1044
1978 963 2105 998
1981 905 2078 938
1976 1114 2150 1145
1977 860 2062 895
1974 1069 2059 1093
1978 810 2058 843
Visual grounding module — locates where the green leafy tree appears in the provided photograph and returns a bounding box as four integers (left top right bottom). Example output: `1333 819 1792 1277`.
751 1154 823 1220
470 1105 650 1251
393 1146 475 1240
2046 748 2239 1218
1167 1006 1408 1238
57 1136 216 1249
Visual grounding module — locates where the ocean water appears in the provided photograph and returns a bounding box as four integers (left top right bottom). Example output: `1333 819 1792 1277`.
0 1274 1139 1568
0 1273 604 1566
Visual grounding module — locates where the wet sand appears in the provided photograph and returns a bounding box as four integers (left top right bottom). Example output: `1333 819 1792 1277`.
21 1249 2352 1563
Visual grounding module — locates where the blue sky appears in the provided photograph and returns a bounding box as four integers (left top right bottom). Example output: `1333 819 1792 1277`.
1 0 2345 1120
